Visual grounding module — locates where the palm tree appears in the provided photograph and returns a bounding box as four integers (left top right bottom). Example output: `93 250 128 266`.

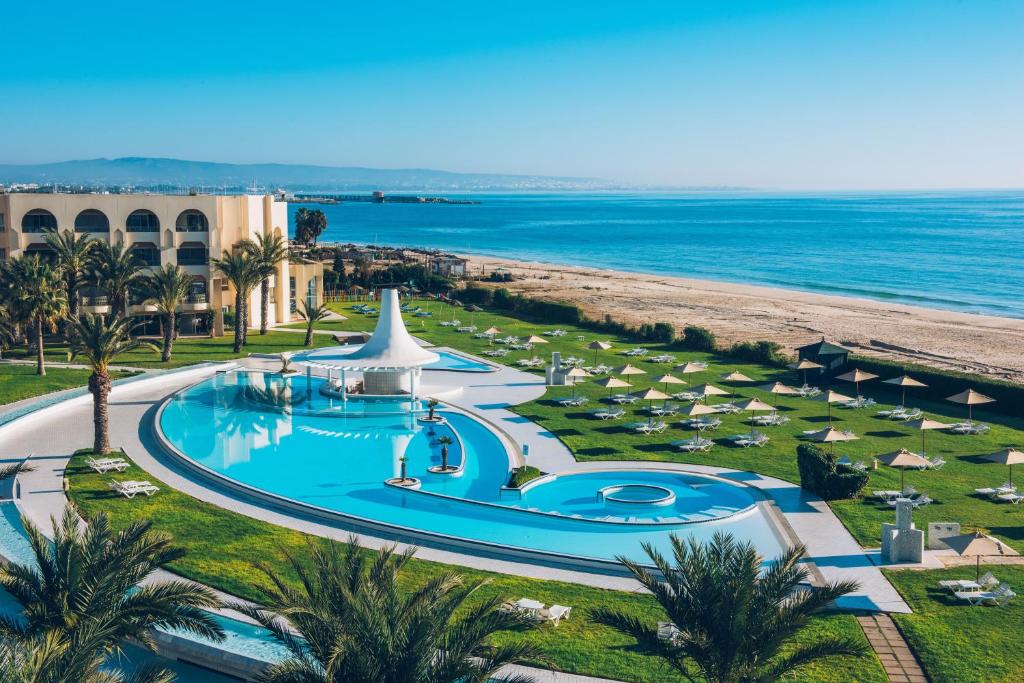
65 314 158 453
44 229 96 319
244 233 290 335
437 435 455 472
6 256 67 376
297 299 331 346
213 249 260 352
236 538 541 682
0 508 222 682
89 242 143 318
143 264 193 362
0 302 16 361
592 532 867 683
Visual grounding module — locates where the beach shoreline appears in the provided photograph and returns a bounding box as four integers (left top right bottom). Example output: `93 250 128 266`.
457 252 1024 382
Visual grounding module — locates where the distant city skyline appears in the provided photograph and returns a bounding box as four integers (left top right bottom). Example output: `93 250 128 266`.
3 1 1023 190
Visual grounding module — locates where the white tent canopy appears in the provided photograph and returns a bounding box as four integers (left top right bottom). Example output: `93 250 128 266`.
326 289 439 371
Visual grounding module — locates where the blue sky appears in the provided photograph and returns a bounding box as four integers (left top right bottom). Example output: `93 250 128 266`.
3 1 1022 189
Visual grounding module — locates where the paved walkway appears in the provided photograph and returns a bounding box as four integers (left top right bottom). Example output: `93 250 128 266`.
857 614 927 682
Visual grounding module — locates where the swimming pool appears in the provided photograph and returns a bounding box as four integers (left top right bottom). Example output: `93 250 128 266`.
294 345 494 373
158 372 786 568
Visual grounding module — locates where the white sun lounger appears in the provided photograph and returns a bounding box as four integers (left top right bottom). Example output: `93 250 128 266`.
672 438 714 453
941 572 998 593
955 583 1015 606
539 604 572 625
590 408 625 420
86 457 129 473
109 480 160 498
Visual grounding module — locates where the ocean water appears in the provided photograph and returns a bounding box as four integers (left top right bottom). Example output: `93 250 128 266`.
289 191 1024 318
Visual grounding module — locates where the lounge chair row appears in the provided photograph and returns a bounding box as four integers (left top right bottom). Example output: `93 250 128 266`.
938 573 1016 606
86 456 129 473
502 598 573 625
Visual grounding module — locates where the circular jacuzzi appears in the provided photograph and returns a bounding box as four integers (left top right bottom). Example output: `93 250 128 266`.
598 484 676 507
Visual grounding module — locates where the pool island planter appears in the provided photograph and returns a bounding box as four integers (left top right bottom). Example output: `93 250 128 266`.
385 477 422 489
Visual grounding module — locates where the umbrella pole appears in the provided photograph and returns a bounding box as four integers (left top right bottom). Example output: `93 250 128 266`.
977 555 981 582
900 467 905 491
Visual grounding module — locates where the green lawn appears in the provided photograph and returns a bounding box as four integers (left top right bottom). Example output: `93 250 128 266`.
0 364 135 406
65 452 882 683
885 567 1024 682
6 330 333 370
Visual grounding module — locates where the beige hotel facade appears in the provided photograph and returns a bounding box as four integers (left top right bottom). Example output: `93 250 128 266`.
0 192 322 336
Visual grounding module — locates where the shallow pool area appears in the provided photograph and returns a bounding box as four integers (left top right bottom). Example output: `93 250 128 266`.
157 372 787 568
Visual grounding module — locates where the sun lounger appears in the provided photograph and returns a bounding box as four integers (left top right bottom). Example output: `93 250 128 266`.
890 408 923 421
650 354 676 363
998 492 1024 504
108 480 160 498
795 385 821 397
975 483 1016 498
672 437 715 453
555 397 588 407
682 417 721 431
950 421 990 435
713 403 741 414
86 457 129 473
610 394 639 405
941 573 998 593
623 348 648 357
729 432 769 448
539 604 572 625
956 583 1016 606
649 404 679 417
635 421 667 434
887 495 932 508
673 391 701 402
657 621 682 643
590 408 625 420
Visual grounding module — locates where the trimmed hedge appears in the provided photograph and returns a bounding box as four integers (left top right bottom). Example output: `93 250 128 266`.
508 465 543 488
796 443 868 500
849 355 1023 419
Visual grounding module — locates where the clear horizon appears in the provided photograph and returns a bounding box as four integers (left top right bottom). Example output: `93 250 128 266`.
3 1 1023 190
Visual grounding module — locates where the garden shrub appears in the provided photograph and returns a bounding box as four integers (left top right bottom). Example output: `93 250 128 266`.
796 444 868 500
728 340 790 367
507 466 543 488
681 325 717 351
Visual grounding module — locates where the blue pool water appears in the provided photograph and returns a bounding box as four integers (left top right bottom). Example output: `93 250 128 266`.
159 372 786 564
295 346 493 373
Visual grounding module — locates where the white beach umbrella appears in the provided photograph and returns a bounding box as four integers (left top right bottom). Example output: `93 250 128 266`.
587 340 613 365
946 388 995 422
835 368 879 398
984 448 1024 486
593 376 632 399
876 448 931 490
943 531 1019 581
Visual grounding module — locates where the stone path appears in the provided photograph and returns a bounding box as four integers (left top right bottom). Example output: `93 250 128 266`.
857 614 928 682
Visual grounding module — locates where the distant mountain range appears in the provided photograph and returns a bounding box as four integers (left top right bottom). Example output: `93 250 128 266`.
0 157 633 192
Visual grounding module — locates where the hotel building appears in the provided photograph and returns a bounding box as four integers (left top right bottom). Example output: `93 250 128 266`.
0 192 322 335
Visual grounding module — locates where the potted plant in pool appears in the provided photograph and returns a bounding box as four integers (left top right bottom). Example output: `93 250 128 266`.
387 455 419 488
429 435 458 474
419 397 445 424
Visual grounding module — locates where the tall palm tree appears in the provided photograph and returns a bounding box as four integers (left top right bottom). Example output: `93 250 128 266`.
143 264 193 362
44 229 96 319
213 249 260 352
89 242 143 318
0 302 16 361
244 233 290 335
297 299 331 346
592 532 867 683
6 256 67 376
65 314 158 453
0 507 222 682
236 538 541 682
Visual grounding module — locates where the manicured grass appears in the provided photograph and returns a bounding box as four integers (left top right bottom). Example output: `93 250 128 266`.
885 567 1024 682
0 364 135 406
6 330 334 369
322 299 1024 553
65 452 882 683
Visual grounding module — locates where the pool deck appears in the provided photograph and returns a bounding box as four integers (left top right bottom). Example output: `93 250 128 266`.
3 353 908 612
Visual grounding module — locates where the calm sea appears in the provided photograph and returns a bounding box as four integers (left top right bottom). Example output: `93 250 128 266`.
289 192 1024 319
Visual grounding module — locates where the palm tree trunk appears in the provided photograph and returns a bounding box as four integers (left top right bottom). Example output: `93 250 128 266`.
89 370 112 454
241 296 249 346
67 275 79 318
260 278 270 335
162 312 174 362
305 323 314 347
233 291 244 353
34 317 45 376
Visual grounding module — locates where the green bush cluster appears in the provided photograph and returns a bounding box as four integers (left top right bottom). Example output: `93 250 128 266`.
491 288 585 324
796 444 868 500
507 465 543 488
727 340 790 367
680 325 717 351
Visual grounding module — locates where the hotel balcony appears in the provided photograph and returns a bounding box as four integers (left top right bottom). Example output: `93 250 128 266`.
181 294 209 312
81 296 111 315
130 302 159 314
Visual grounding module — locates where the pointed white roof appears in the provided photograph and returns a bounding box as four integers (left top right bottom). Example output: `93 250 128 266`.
331 289 439 370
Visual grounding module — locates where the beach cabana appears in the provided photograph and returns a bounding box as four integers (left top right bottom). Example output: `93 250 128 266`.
812 389 854 424
877 448 930 490
721 371 755 383
883 375 927 407
795 339 849 378
808 426 859 455
593 376 632 399
835 368 879 398
789 359 824 385
587 340 613 365
757 381 798 407
984 449 1024 486
943 531 1019 581
946 388 995 422
905 417 950 456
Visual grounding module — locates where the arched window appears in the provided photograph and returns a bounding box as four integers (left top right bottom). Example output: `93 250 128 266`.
175 210 208 232
176 241 208 266
126 210 160 232
21 209 57 233
130 242 160 267
74 209 110 233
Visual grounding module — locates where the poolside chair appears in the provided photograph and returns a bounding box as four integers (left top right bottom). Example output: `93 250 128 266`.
86 457 129 474
590 408 625 420
955 583 1016 607
657 621 682 643
108 480 160 498
672 437 714 453
888 495 932 508
998 492 1024 505
940 572 999 593
539 604 572 625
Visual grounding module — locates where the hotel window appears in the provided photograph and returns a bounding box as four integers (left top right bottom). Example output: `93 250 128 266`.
175 210 209 232
126 210 160 232
130 243 160 267
75 209 110 233
21 209 57 233
0 213 5 231
176 242 208 266
0 249 6 261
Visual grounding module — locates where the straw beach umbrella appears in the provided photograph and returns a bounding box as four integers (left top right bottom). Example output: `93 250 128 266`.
946 388 995 422
835 368 879 398
984 448 1024 486
812 389 854 425
943 531 1019 581
593 376 631 400
808 426 859 455
484 326 500 335
680 402 718 418
721 371 755 383
525 335 549 345
883 375 927 407
634 387 670 423
789 359 823 385
587 340 613 365
564 367 590 399
758 381 799 408
905 417 950 456
877 448 931 490
674 361 705 376
653 374 686 396
692 384 728 406
734 397 775 426
614 364 647 377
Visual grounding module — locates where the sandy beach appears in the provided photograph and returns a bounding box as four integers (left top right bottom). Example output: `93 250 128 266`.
461 254 1024 382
